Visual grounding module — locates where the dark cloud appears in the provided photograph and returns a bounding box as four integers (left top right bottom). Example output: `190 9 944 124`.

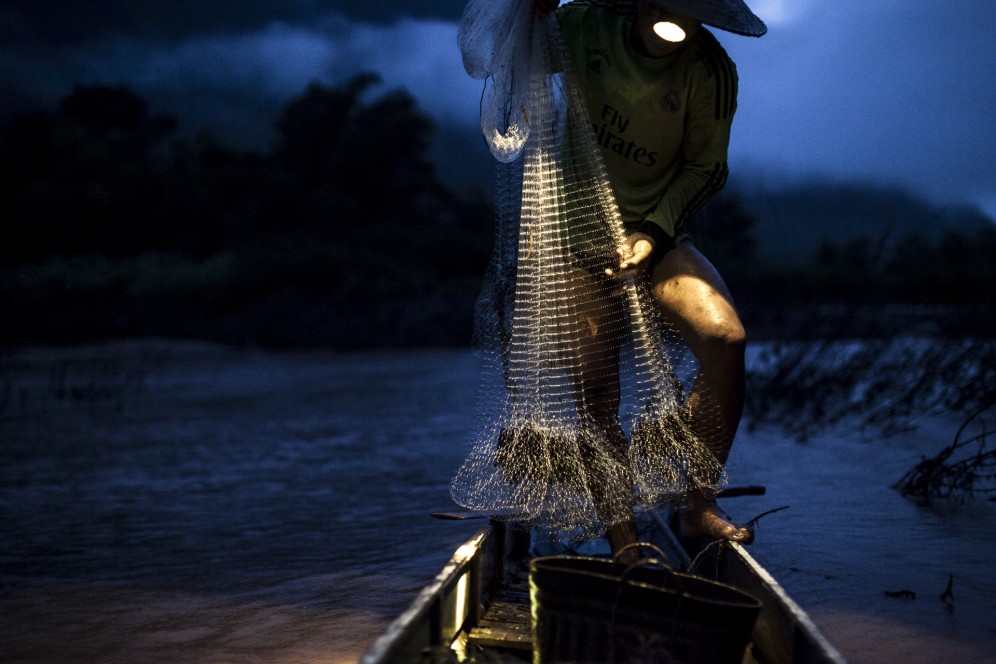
0 0 463 46
1 0 993 216
0 1 470 140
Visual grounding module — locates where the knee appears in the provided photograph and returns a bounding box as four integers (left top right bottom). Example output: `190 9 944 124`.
696 316 746 362
714 318 746 349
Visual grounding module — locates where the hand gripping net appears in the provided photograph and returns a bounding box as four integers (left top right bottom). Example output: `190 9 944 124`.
452 0 725 539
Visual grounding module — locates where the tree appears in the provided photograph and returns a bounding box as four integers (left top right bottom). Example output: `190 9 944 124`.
58 84 176 152
0 85 180 263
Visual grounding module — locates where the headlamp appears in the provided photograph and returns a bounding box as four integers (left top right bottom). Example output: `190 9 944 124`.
652 21 686 42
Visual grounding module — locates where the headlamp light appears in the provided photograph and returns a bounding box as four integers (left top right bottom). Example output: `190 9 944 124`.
652 20 686 42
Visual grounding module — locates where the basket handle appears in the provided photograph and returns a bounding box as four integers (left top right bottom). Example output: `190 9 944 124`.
614 542 687 596
612 542 672 570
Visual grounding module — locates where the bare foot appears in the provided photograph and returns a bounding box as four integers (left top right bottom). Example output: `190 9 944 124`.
680 497 754 544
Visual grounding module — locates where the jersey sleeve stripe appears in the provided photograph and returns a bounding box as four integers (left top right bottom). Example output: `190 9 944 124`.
699 34 738 120
676 162 729 230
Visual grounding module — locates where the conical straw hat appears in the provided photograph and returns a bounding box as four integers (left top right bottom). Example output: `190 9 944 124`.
652 0 767 37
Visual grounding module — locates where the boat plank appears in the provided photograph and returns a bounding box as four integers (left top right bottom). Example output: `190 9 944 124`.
481 597 531 624
467 583 533 650
468 621 532 650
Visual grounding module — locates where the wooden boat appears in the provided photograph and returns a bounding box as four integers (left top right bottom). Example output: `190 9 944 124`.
360 508 848 663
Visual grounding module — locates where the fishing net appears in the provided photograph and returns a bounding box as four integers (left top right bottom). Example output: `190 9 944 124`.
452 0 725 540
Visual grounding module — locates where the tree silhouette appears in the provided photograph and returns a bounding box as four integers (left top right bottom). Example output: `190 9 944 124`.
6 76 987 346
0 85 180 263
261 75 486 306
59 84 177 150
273 74 440 226
276 75 379 189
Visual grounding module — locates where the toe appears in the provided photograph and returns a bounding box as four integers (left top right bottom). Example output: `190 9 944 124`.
730 526 754 544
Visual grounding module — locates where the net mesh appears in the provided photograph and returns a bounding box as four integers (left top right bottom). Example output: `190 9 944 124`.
453 0 725 540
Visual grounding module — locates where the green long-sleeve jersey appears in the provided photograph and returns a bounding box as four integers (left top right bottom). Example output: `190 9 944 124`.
557 0 737 243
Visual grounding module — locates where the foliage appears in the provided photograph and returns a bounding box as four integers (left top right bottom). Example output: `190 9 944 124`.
745 337 996 442
744 332 996 501
0 79 993 346
694 192 995 338
0 78 492 346
804 226 996 305
894 404 996 501
739 182 995 269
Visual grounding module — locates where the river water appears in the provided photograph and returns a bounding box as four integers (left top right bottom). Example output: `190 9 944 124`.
0 341 993 663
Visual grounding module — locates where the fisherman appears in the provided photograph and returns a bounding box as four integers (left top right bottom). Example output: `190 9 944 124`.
531 0 767 551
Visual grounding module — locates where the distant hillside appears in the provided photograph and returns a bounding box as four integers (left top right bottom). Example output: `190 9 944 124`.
728 182 995 268
434 126 995 268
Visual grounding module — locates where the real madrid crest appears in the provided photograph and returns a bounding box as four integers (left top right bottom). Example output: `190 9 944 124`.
586 47 611 75
658 84 683 113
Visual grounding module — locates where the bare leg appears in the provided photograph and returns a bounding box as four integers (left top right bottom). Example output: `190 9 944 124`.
567 264 639 559
650 243 752 543
606 520 640 564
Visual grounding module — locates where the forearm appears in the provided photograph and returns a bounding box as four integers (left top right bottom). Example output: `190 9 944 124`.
642 160 729 239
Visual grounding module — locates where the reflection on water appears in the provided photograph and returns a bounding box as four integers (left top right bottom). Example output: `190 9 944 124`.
721 416 996 664
1 341 993 663
1 342 476 663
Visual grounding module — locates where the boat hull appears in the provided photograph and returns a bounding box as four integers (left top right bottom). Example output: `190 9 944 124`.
360 513 847 664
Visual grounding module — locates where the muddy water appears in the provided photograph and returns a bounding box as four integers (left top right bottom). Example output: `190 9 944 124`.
0 341 992 663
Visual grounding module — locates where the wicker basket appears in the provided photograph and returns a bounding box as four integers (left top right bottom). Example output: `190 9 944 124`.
529 549 761 663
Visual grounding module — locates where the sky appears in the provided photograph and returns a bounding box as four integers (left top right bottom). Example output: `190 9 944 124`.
2 0 995 218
